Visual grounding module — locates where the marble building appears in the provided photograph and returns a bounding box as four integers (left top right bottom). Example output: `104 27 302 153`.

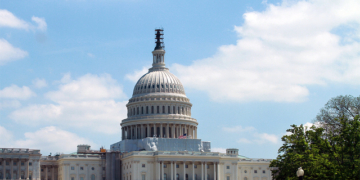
0 29 272 180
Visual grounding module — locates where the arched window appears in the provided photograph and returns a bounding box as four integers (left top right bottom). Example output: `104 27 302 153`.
91 174 95 180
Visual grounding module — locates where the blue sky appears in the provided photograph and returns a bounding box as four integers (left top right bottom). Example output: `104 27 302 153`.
1 0 360 159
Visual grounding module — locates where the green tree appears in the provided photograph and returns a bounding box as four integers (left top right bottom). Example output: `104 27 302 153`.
270 116 360 180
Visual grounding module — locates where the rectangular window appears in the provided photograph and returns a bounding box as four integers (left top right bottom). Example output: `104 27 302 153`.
176 165 179 168
173 106 175 114
146 106 149 114
194 165 197 168
80 177 84 180
151 106 154 114
80 167 84 170
168 106 170 114
71 166 75 170
137 107 139 115
207 165 209 169
141 107 144 114
103 167 105 170
29 162 32 166
71 178 75 180
157 106 159 113
142 164 145 168
226 176 230 180
14 162 17 165
142 174 145 180
226 166 230 169
162 106 165 114
185 165 188 168
21 162 24 166
163 164 167 168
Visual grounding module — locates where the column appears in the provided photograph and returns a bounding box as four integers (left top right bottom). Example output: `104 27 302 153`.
192 162 195 180
160 123 163 138
171 162 173 180
172 124 175 138
204 163 207 180
217 163 220 180
161 162 164 180
130 126 133 139
140 124 143 139
147 124 150 137
18 160 21 179
157 161 160 180
235 163 238 180
195 127 197 139
213 163 216 180
135 125 138 139
180 124 182 136
2 159 5 180
166 124 169 138
174 162 177 180
52 165 55 180
154 124 157 137
201 162 204 180
45 166 48 180
183 162 186 180
10 159 13 179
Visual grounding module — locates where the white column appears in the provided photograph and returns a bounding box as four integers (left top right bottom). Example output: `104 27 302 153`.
52 165 55 180
171 162 173 180
45 166 48 180
147 124 150 137
205 163 207 180
174 162 177 180
201 162 204 180
213 163 216 180
235 163 238 180
166 124 169 138
183 162 185 180
135 125 138 139
192 162 195 180
195 127 197 139
160 124 163 138
157 161 160 180
2 159 6 180
217 163 220 180
161 162 164 180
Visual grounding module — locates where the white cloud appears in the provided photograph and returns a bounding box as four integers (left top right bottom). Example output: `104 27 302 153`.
45 73 126 101
32 78 48 88
0 84 35 99
172 0 360 103
222 125 255 133
0 100 21 109
0 10 47 31
0 125 94 155
125 67 150 82
10 73 128 134
0 39 28 65
212 147 226 153
222 125 279 144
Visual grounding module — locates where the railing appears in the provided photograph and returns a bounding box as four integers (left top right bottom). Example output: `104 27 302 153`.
0 148 40 154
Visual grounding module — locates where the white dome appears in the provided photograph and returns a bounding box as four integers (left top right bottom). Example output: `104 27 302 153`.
132 68 185 96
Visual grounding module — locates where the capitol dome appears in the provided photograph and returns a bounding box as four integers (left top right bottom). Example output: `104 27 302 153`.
120 29 198 141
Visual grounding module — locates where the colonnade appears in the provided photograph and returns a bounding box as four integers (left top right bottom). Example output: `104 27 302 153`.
122 123 197 140
157 161 220 180
41 165 57 180
128 104 191 117
1 158 29 179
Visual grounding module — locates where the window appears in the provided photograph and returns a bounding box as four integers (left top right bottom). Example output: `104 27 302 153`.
186 174 189 180
163 106 165 114
71 178 74 180
146 106 149 114
164 173 167 180
168 106 170 113
263 170 266 174
173 106 175 114
137 107 139 115
14 162 17 165
141 107 144 114
195 174 197 180
157 106 159 113
6 162 9 165
91 167 95 170
226 176 230 180
80 177 84 180
163 164 167 168
244 178 248 180
29 162 32 166
176 174 179 180
244 170 247 173
21 162 24 166
71 166 74 170
142 164 145 168
176 164 179 168
254 170 257 173
91 175 95 180
142 174 145 180
185 165 188 168
80 167 84 170
41 169 43 172
103 167 106 170
226 166 230 169
207 165 209 169
194 165 197 168
151 106 154 114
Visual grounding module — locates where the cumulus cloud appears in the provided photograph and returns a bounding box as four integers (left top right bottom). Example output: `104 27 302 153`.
222 125 279 144
10 73 128 134
172 0 360 102
0 84 35 99
32 78 48 88
212 147 226 153
125 67 150 82
0 39 28 65
0 9 47 31
0 125 94 155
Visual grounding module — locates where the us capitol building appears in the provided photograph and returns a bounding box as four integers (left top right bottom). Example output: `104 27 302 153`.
0 29 272 180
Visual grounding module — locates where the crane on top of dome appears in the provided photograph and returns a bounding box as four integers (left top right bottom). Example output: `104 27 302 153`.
154 28 165 50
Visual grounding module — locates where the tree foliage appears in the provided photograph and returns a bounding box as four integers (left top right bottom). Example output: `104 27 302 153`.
270 115 360 179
